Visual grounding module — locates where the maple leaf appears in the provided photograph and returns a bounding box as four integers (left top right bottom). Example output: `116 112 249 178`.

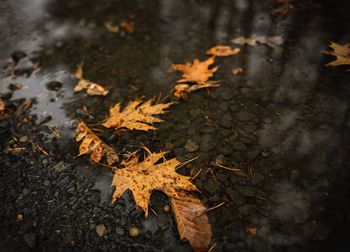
171 191 212 252
206 45 240 57
103 98 172 131
323 42 350 70
173 81 220 100
74 63 109 96
232 33 284 49
111 150 198 216
76 121 118 165
171 57 218 84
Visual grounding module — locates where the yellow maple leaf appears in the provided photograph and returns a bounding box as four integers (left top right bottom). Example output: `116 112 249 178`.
171 57 218 84
0 99 4 112
103 98 172 131
111 150 198 216
76 121 118 165
206 45 240 57
324 42 350 69
74 63 109 96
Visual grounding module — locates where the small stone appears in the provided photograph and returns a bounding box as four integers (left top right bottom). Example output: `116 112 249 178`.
46 81 63 91
251 172 264 185
16 214 24 221
115 227 125 236
219 114 233 129
19 136 29 142
226 188 247 206
185 139 199 153
163 205 171 212
236 111 257 121
96 224 106 237
221 91 234 101
247 149 260 160
200 134 217 152
290 169 301 181
238 204 255 216
129 227 140 237
292 199 308 210
42 159 49 167
205 179 219 193
43 180 50 186
236 186 256 197
23 232 36 248
232 142 247 151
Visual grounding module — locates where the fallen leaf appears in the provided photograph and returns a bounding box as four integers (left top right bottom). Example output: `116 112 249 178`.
74 63 109 96
121 21 135 34
16 214 24 222
171 191 212 252
104 21 119 33
103 98 172 131
76 121 119 165
173 81 220 100
272 0 294 19
206 45 240 57
245 226 257 236
111 150 198 216
323 42 350 70
231 67 244 75
232 33 284 49
0 99 4 112
171 57 218 84
96 224 106 237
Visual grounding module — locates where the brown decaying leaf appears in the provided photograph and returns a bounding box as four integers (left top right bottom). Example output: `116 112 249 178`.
111 151 198 216
74 63 109 96
232 33 284 49
103 98 172 131
206 45 240 57
231 67 244 75
121 21 135 34
272 0 294 19
323 42 350 70
173 82 220 100
245 226 257 236
171 57 218 84
76 121 118 165
104 21 119 33
171 191 212 252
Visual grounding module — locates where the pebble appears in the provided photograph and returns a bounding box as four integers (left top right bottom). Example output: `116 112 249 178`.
42 159 49 167
247 149 260 160
236 186 256 197
184 139 199 152
221 91 234 101
115 227 125 236
251 172 264 185
219 114 233 129
163 204 171 212
226 188 247 206
236 111 257 121
46 81 63 91
129 227 140 237
19 136 29 143
232 142 247 151
200 134 217 152
238 204 255 216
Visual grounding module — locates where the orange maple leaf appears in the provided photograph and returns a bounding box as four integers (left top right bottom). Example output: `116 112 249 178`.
206 45 240 57
103 98 172 131
323 42 350 70
111 150 198 216
171 57 218 84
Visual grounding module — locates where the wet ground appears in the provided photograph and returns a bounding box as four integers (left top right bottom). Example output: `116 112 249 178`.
1 0 350 251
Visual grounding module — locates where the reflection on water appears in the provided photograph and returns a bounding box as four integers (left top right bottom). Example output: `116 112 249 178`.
1 0 350 251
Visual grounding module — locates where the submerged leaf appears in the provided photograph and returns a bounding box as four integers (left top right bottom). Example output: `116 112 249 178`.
272 0 294 19
206 45 240 57
76 121 118 165
74 63 109 96
103 98 172 131
104 21 119 33
121 21 135 34
171 57 218 84
232 34 283 49
0 99 4 112
323 42 350 70
111 150 198 216
171 191 212 252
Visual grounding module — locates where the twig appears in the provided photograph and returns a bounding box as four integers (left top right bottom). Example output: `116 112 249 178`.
190 168 202 181
210 161 246 177
197 202 225 217
208 242 217 252
176 156 198 170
